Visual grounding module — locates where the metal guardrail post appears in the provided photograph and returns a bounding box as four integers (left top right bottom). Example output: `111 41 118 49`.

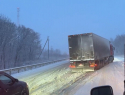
18 69 19 73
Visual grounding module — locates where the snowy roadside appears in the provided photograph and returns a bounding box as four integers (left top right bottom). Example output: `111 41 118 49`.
12 60 71 95
12 60 87 95
114 55 124 61
12 60 69 79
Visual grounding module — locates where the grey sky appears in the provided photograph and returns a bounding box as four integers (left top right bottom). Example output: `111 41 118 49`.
0 0 124 53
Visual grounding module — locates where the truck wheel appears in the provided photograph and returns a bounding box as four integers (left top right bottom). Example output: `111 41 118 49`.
94 61 100 70
102 60 105 67
111 60 113 63
100 60 103 68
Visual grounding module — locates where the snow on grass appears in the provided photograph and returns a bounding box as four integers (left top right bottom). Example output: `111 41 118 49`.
12 60 69 79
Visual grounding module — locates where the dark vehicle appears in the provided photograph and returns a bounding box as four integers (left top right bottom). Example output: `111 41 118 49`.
0 71 29 95
91 81 125 95
68 33 114 72
91 85 114 95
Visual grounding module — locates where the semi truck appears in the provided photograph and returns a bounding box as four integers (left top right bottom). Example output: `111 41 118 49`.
68 33 114 72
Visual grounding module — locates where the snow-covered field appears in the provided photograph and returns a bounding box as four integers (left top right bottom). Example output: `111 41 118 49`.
12 56 124 95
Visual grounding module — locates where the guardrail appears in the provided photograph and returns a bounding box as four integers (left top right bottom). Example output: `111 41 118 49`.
0 58 69 75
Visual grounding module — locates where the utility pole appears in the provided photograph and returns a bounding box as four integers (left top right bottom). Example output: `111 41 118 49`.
124 44 125 66
48 36 49 60
17 7 20 26
38 37 49 60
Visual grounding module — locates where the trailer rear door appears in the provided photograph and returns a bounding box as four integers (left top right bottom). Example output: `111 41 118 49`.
68 34 94 61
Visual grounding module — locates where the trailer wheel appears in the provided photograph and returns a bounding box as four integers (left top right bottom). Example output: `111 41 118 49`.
102 60 105 67
99 60 102 68
94 60 100 70
111 60 113 63
107 61 109 64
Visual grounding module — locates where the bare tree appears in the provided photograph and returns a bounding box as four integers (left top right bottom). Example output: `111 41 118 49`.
0 15 16 69
110 34 125 55
0 15 67 70
0 15 42 69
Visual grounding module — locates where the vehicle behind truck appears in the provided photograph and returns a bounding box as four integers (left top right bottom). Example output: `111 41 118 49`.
68 33 114 72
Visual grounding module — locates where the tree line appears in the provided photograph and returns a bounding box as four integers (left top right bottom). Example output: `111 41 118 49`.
110 34 125 55
0 15 68 69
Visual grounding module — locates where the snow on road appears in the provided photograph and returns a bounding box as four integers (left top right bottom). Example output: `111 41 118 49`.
68 57 124 95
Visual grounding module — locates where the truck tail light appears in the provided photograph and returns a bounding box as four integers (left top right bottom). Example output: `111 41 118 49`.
69 62 76 68
90 64 97 67
89 61 97 67
90 64 95 67
69 65 76 68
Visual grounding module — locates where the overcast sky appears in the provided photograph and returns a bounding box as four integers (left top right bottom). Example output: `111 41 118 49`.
0 0 124 53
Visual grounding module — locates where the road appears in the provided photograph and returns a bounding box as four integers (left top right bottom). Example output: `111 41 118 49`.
12 57 124 95
63 57 124 95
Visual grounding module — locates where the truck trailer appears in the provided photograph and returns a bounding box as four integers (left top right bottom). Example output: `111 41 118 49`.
68 33 114 72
